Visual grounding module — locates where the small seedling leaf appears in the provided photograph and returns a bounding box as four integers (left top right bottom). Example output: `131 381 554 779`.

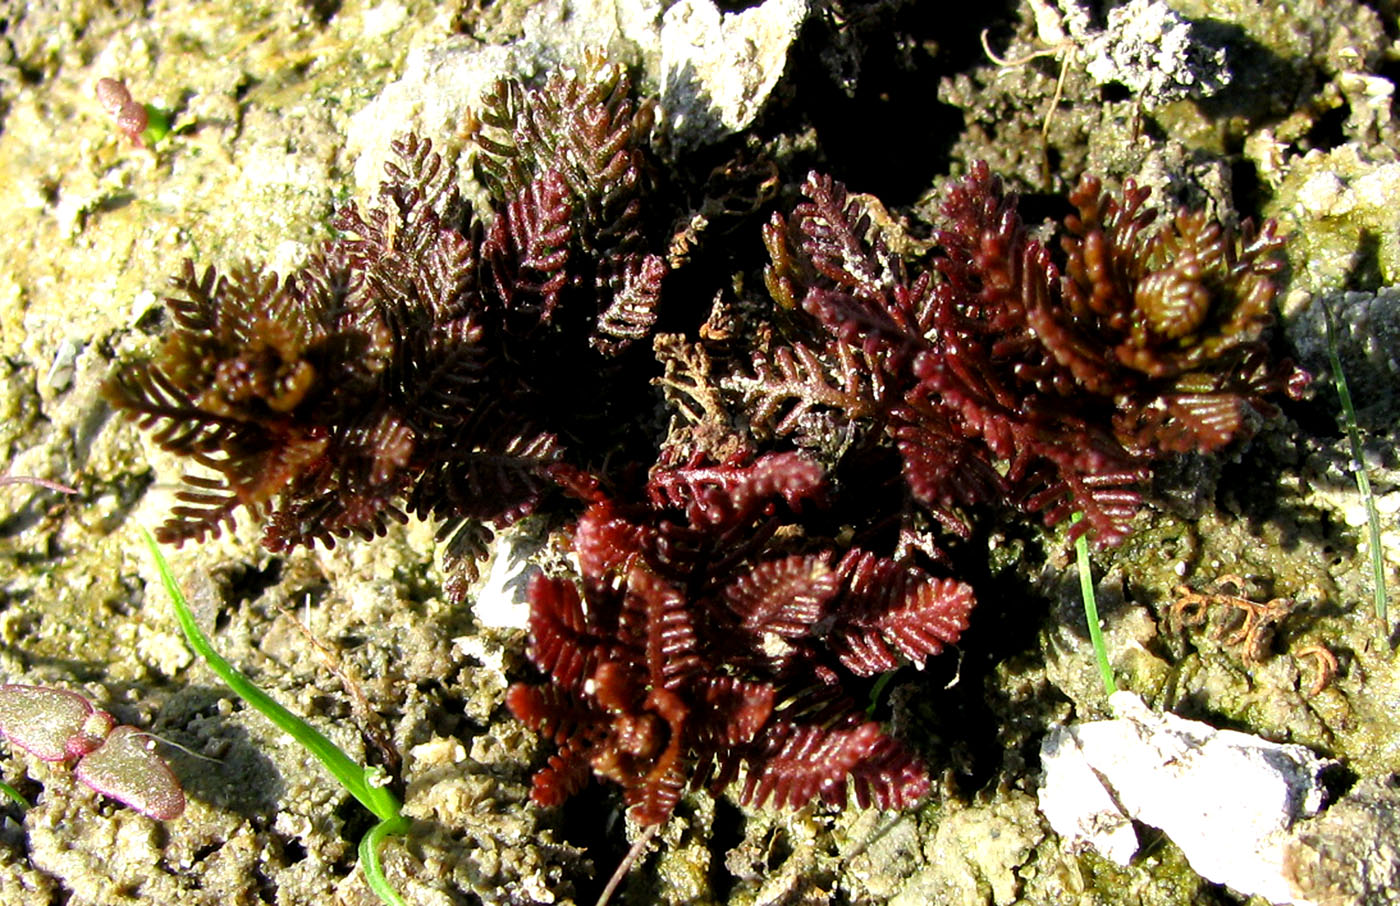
74 725 186 820
0 684 184 819
0 684 103 762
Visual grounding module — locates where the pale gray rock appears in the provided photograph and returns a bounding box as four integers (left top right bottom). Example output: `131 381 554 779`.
346 38 534 208
1039 692 1335 905
348 0 810 197
347 0 666 205
1081 0 1231 105
1284 775 1400 906
659 0 810 151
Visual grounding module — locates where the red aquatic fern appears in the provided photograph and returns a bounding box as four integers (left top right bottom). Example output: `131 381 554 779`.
474 50 665 353
507 452 974 825
731 164 1304 547
106 137 564 585
106 60 671 593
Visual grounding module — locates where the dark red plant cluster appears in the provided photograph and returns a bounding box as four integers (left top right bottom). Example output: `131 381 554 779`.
474 50 666 353
105 54 1311 836
738 164 1306 546
105 58 664 594
506 452 974 825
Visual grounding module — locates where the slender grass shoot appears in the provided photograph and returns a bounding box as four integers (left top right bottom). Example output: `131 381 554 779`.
1073 513 1117 697
1321 299 1390 629
143 528 411 906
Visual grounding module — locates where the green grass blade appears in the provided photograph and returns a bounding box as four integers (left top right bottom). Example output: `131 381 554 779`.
1073 514 1117 697
0 779 30 810
143 528 409 906
865 671 895 718
1321 300 1390 628
142 527 403 823
361 816 412 906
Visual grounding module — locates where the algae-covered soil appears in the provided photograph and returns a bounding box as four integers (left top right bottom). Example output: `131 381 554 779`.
0 0 1398 904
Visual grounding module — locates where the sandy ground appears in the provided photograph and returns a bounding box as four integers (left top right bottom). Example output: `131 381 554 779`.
0 1 1397 904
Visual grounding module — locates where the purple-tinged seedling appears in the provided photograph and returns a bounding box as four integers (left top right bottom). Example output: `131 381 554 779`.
95 77 149 145
93 77 171 147
0 684 185 820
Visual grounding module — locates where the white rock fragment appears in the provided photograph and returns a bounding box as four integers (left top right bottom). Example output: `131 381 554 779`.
43 337 80 392
361 0 408 39
1296 170 1352 218
1039 692 1335 906
470 528 543 630
1038 724 1139 865
1337 71 1395 140
347 0 667 202
1080 0 1231 105
1027 0 1080 47
659 0 810 150
346 40 526 203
